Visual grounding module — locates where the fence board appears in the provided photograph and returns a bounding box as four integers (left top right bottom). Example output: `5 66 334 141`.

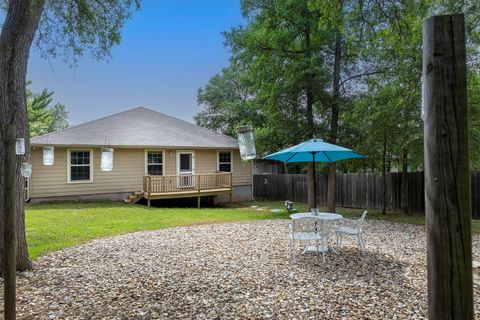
253 172 480 218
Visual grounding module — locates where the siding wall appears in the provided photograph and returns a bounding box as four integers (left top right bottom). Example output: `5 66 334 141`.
30 147 251 198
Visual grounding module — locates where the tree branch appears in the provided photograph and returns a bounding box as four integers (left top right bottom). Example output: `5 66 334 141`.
340 70 385 86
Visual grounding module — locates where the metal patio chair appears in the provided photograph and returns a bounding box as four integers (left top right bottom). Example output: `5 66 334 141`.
335 210 368 251
289 215 328 262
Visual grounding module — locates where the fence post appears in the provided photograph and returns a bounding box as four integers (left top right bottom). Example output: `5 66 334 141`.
423 14 473 319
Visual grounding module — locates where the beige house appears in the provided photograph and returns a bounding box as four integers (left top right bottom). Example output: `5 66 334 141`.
30 107 252 206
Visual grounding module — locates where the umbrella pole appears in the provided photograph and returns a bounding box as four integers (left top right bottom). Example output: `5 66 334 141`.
312 152 316 209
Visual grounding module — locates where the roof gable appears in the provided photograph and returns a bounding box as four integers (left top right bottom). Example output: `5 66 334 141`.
31 107 239 149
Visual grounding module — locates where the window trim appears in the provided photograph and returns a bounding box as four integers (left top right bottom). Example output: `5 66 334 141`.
217 150 233 173
67 148 94 184
144 149 165 176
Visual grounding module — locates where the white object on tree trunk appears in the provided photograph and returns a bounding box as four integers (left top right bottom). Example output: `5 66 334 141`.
20 162 32 178
15 138 25 155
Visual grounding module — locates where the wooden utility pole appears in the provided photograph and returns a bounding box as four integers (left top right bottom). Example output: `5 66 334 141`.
423 14 473 320
4 125 17 320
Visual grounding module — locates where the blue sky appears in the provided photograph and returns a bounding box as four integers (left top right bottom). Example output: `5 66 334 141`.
26 1 244 125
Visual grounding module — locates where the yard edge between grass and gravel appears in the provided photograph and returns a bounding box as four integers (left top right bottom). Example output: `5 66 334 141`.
26 200 480 260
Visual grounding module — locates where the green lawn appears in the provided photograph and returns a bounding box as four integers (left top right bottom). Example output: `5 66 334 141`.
26 201 290 259
247 200 480 233
26 200 480 259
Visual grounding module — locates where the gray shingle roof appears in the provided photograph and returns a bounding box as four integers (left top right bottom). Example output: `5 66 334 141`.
31 107 239 149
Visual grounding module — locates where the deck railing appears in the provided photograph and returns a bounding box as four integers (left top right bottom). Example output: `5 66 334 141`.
144 172 232 194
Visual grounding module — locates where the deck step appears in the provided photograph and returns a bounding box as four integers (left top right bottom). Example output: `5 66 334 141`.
124 191 144 204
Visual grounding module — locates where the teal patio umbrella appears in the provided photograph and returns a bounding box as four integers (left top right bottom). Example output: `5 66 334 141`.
263 139 366 209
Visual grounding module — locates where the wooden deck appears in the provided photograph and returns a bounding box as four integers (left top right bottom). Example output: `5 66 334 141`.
142 172 233 207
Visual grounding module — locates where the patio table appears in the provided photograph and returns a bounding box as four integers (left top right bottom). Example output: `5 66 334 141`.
290 212 343 253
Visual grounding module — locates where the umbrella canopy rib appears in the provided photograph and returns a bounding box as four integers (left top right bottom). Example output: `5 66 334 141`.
322 151 333 162
285 152 297 163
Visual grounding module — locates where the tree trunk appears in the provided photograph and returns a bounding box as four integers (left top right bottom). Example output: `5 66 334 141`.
387 148 392 173
304 24 316 209
327 17 342 213
381 131 387 215
400 148 409 215
0 0 45 273
305 27 314 139
326 163 336 212
4 125 17 319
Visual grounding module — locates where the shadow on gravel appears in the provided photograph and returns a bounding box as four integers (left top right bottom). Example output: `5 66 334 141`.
294 247 409 285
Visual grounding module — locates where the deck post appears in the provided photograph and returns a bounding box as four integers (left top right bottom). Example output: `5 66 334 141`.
196 174 201 208
147 197 151 208
230 172 233 204
195 174 200 190
423 14 473 320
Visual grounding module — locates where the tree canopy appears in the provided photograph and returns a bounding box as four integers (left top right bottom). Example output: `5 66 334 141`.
32 0 141 63
27 85 69 137
195 0 480 172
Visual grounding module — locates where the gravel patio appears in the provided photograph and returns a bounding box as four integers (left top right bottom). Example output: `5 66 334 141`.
2 219 480 319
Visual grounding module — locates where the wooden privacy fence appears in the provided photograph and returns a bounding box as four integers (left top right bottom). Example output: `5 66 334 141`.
254 172 480 219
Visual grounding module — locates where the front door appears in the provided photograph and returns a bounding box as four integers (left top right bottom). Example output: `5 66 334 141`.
176 151 195 188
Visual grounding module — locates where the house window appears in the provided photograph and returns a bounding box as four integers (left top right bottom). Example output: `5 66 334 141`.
68 150 93 182
147 151 163 175
218 151 232 172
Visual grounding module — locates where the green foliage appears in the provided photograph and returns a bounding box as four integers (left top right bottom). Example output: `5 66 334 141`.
27 85 69 137
34 0 141 63
195 64 265 138
197 0 333 156
48 103 69 132
346 0 480 172
469 71 480 170
195 0 480 171
27 89 53 137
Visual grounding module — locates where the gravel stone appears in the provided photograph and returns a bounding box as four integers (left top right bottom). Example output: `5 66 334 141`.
0 219 479 319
